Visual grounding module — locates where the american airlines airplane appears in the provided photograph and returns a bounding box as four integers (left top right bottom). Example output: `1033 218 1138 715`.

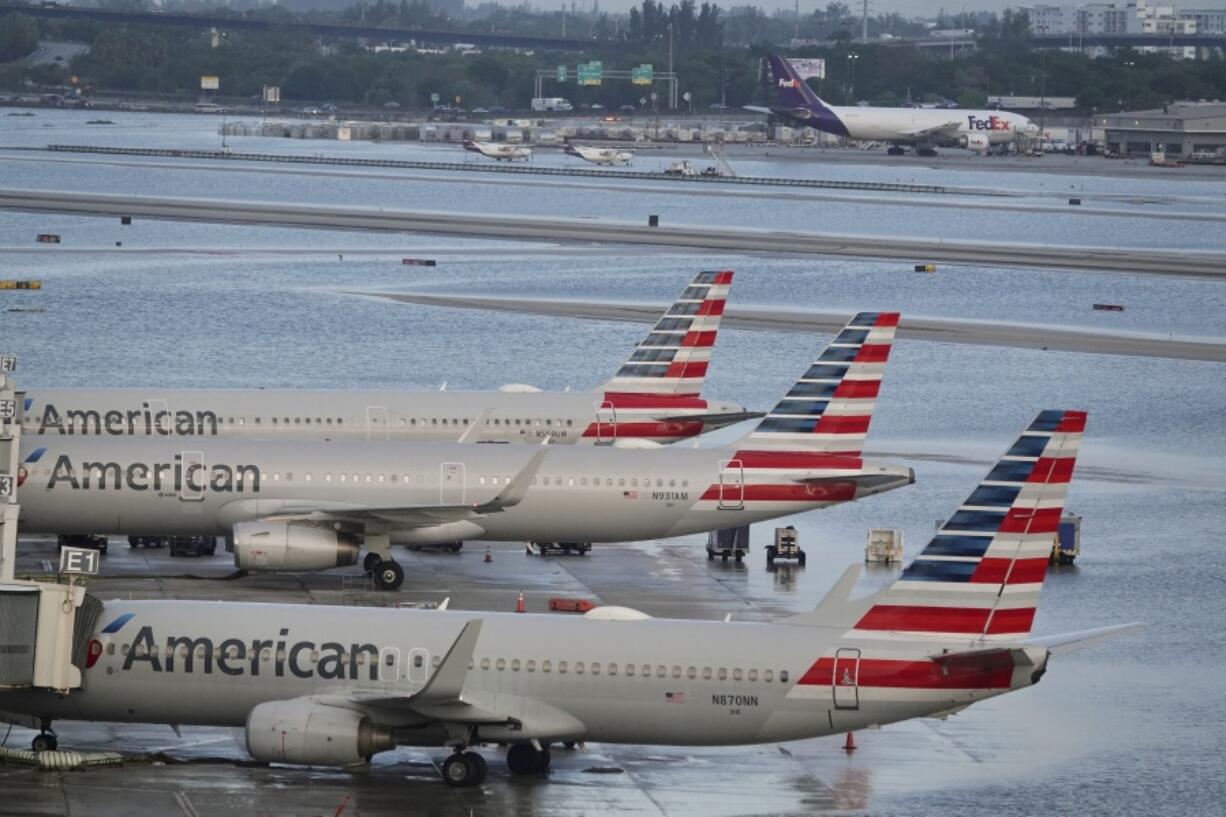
462 138 532 161
564 139 635 166
0 409 1137 788
20 271 753 447
753 54 1039 156
15 313 912 590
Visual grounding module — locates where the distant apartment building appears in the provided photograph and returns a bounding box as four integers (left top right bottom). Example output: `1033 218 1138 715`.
1024 1 1206 58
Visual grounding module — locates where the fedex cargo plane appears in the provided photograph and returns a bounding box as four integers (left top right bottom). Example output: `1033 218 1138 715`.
754 54 1038 156
20 272 754 447
0 409 1137 789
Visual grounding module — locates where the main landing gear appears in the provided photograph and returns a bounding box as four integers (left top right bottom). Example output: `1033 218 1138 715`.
506 741 551 776
363 553 404 591
31 721 57 753
887 145 905 156
442 750 488 788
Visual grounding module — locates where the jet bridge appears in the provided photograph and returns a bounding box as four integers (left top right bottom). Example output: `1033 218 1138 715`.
1 357 101 695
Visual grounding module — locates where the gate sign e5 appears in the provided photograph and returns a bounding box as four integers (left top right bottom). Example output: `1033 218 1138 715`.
0 398 15 421
59 546 101 576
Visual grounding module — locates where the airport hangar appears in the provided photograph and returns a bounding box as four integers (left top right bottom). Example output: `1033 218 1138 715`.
1097 101 1226 156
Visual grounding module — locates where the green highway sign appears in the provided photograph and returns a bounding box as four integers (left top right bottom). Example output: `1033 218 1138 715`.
556 65 568 82
631 64 654 85
577 61 603 86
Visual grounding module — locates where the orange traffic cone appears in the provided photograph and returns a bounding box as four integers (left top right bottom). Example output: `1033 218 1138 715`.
843 732 856 752
515 592 526 613
484 546 492 563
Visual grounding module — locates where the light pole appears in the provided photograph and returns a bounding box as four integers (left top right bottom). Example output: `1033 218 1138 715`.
1124 60 1135 111
846 53 859 104
667 22 674 109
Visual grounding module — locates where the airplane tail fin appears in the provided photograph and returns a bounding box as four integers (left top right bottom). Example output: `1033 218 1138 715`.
599 271 732 396
849 410 1087 642
740 312 898 455
764 55 837 111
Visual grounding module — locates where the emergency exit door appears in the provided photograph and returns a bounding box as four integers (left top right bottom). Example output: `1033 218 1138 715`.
594 401 616 445
717 459 744 510
440 462 465 505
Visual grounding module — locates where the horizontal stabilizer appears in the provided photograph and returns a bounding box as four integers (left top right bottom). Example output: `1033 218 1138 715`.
1028 622 1145 655
779 564 865 628
657 409 765 427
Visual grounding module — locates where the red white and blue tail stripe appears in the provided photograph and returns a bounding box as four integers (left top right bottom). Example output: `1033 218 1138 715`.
742 312 898 456
600 270 732 396
850 410 1087 641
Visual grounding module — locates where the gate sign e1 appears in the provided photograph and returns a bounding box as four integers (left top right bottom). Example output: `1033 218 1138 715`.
59 546 101 576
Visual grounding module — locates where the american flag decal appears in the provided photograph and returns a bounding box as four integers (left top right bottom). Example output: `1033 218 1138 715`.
665 692 685 703
622 490 638 499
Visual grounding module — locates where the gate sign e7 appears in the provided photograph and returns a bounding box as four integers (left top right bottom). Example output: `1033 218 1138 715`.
59 546 101 576
0 355 15 373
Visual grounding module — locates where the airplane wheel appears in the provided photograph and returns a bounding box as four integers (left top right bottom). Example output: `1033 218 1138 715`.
442 753 479 787
506 741 549 776
362 552 382 574
464 750 488 783
31 733 57 753
374 560 404 591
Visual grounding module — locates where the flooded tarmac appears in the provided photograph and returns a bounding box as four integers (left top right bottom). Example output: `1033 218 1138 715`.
1 110 1224 816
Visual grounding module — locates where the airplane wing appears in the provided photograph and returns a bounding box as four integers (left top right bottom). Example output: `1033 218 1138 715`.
742 106 773 115
339 619 586 740
902 120 963 140
263 444 548 529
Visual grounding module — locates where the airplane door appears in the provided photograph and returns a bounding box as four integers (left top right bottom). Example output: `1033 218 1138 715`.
179 450 206 502
832 648 861 710
594 401 616 445
366 406 389 441
440 462 465 505
717 459 744 510
378 647 401 683
407 647 429 685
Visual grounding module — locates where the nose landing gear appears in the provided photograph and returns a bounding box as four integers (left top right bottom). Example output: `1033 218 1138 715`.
31 721 58 752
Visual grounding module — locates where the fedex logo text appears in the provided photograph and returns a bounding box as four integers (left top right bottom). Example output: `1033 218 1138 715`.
778 78 797 88
967 115 1011 131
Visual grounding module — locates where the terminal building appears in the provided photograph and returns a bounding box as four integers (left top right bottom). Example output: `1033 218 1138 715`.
1097 101 1226 156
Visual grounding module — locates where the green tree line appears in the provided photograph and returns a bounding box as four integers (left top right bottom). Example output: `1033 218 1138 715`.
1 3 1223 113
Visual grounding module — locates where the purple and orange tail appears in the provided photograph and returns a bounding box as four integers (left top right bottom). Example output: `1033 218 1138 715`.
851 410 1087 642
600 270 732 396
741 312 898 456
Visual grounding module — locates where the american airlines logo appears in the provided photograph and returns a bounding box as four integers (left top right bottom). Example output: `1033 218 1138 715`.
37 403 219 436
115 623 385 681
967 115 1011 131
43 453 260 493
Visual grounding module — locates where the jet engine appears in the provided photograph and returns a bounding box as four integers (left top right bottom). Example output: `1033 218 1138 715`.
232 521 360 571
246 700 394 767
960 132 990 152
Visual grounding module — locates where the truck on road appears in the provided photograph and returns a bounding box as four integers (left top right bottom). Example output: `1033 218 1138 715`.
531 97 573 112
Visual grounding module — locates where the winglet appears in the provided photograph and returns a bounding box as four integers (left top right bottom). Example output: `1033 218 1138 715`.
456 409 493 444
482 441 549 511
415 619 482 704
779 564 864 627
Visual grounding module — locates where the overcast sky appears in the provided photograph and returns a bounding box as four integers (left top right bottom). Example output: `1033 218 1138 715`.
522 0 1226 16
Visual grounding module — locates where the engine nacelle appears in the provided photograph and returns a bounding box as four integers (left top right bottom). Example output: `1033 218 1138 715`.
246 700 394 767
232 521 359 571
960 132 990 152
